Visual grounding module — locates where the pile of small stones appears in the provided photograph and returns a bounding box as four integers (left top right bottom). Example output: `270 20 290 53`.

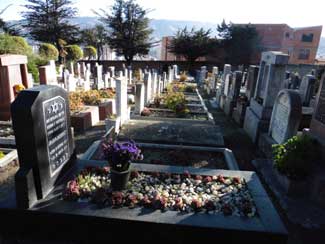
0 126 14 137
64 167 257 217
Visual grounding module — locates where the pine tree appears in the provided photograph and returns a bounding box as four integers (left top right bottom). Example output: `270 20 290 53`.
168 27 218 70
96 0 155 65
22 0 79 62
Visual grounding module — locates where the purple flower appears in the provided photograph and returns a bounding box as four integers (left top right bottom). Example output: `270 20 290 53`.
102 139 143 171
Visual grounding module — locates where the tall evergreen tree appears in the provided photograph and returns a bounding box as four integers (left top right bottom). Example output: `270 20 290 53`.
168 27 218 70
217 21 261 65
96 0 155 65
80 24 108 61
22 0 79 62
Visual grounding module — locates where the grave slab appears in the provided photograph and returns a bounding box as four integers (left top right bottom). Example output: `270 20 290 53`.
118 119 224 147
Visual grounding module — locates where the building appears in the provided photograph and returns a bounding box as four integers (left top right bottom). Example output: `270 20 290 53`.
236 24 323 64
160 24 322 65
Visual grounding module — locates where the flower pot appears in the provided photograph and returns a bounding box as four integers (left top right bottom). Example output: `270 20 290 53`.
110 168 131 191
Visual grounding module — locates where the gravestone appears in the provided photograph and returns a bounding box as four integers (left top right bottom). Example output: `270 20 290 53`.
84 70 91 91
151 72 158 97
173 65 178 80
232 67 258 127
243 51 289 143
212 66 219 90
115 78 128 126
308 74 325 207
299 75 316 107
224 71 243 117
245 65 259 101
258 89 302 158
80 62 86 79
135 83 145 114
216 64 231 107
104 73 111 88
39 60 58 86
0 55 31 120
95 65 104 89
109 66 115 77
11 85 76 209
269 90 302 143
310 74 325 142
144 72 152 104
168 66 173 83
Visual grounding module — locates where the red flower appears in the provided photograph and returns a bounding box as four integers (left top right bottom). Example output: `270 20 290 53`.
203 176 212 183
195 175 203 181
217 175 225 183
191 199 202 211
175 197 184 210
141 195 152 208
204 200 216 211
183 170 191 179
111 191 124 207
130 170 140 179
233 177 241 184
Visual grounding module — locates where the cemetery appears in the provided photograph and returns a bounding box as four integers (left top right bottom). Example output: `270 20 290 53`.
0 1 324 242
0 47 324 243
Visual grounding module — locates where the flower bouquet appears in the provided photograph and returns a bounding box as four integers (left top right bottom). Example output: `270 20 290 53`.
102 140 143 190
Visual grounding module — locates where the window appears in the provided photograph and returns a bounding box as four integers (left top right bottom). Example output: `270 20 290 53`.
301 33 314 42
298 49 310 60
285 32 290 38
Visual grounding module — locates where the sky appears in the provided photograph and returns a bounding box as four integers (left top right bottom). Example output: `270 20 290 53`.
0 0 324 36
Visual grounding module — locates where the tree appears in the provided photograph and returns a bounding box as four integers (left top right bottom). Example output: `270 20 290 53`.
66 45 83 62
168 27 217 69
39 43 59 60
96 0 155 65
83 46 97 60
80 24 107 60
0 34 32 55
22 0 79 63
217 21 261 65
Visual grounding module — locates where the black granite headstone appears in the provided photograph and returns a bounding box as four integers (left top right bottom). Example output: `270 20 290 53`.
11 85 76 209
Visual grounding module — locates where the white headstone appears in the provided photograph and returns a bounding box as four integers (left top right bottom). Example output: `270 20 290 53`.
135 83 145 114
269 89 302 144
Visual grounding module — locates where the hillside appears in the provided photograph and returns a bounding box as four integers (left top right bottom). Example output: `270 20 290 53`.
7 17 324 58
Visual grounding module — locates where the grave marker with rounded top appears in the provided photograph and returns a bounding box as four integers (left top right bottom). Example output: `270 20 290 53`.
269 89 302 144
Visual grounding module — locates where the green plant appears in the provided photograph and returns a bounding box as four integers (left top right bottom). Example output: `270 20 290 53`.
69 92 84 112
83 45 97 59
179 73 188 82
39 43 59 61
272 135 320 180
0 151 5 159
154 96 162 107
165 91 187 113
66 45 83 61
0 34 32 55
99 89 115 99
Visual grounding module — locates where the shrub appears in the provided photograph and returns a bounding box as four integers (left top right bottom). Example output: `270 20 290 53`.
69 92 84 112
164 91 187 113
39 43 59 61
99 89 115 99
0 34 32 55
66 45 83 61
179 73 188 82
272 135 320 180
83 46 97 59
